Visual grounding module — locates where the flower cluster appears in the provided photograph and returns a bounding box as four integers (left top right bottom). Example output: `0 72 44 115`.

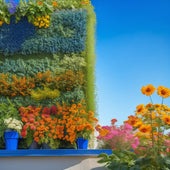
125 84 170 156
96 119 139 151
81 0 91 4
4 118 23 133
0 0 92 27
7 0 18 14
0 70 84 97
19 100 97 148
33 15 50 28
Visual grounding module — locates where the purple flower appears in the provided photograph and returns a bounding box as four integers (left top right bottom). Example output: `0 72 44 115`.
8 0 18 14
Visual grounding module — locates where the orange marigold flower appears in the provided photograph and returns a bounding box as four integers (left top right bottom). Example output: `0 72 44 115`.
162 115 170 125
99 129 109 137
95 124 101 131
81 0 90 4
139 124 152 134
141 84 156 96
48 133 52 137
157 86 170 98
34 137 39 142
52 1 58 7
34 131 39 137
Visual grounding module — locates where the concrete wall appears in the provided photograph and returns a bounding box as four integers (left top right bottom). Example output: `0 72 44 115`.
0 156 107 170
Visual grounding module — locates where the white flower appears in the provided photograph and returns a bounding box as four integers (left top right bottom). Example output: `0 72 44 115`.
4 118 23 132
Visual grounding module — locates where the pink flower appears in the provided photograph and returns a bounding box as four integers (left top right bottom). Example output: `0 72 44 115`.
124 123 133 131
30 126 36 130
132 143 137 149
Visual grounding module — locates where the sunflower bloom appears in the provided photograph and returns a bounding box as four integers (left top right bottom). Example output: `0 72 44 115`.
139 124 152 134
157 86 170 98
162 115 170 125
135 104 146 115
141 84 156 96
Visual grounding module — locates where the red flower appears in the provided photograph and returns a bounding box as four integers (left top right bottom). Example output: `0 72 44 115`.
42 107 50 115
21 130 27 138
29 118 35 123
30 126 36 130
50 106 57 115
38 1 43 5
111 119 117 125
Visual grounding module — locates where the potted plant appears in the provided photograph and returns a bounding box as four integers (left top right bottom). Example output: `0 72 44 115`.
0 99 22 150
19 105 60 149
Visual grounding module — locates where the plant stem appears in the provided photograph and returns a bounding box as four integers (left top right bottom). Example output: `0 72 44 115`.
149 96 153 104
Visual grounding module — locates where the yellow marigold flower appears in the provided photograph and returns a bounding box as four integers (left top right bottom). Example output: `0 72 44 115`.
154 104 161 109
157 86 170 98
141 84 156 96
135 132 150 138
99 129 109 137
139 124 152 134
162 115 170 125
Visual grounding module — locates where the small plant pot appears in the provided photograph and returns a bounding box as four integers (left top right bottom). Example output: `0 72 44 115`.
76 137 88 149
4 130 19 150
29 140 41 149
42 143 51 149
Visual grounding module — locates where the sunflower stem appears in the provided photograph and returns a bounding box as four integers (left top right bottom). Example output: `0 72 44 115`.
149 96 153 104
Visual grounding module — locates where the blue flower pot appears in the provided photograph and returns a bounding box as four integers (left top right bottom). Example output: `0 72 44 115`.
4 130 19 150
76 137 88 149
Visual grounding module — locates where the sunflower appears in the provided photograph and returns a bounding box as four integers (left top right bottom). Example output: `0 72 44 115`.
139 124 152 134
146 103 153 109
135 104 146 115
134 121 143 128
162 115 170 125
141 84 156 96
157 86 170 98
124 115 140 126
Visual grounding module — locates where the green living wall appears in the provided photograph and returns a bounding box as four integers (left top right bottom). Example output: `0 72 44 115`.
0 1 96 111
0 0 96 148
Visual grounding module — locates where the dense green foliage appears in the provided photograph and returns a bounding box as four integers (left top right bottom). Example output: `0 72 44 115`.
98 150 170 170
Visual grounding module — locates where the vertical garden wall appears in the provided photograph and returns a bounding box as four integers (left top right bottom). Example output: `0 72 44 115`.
0 0 96 149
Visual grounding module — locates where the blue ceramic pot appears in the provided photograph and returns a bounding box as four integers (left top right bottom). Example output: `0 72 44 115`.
76 137 88 149
4 129 19 150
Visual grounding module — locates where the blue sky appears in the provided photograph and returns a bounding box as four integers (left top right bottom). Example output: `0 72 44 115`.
91 0 170 125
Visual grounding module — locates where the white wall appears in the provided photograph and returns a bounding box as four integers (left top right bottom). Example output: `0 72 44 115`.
0 156 107 170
